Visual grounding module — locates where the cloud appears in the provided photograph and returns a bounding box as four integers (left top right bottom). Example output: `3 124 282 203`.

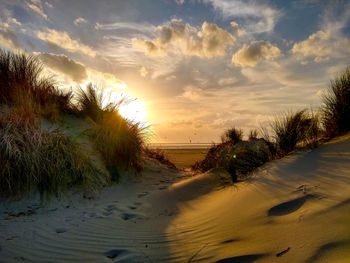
36 29 96 57
0 28 22 51
26 1 48 20
140 66 148 77
175 0 185 4
132 19 236 58
45 1 53 8
291 30 332 63
36 53 88 83
74 17 88 25
204 0 282 33
181 85 213 100
232 41 281 67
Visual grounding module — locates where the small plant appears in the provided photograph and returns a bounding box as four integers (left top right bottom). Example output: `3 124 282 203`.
322 67 350 137
221 127 243 144
248 129 259 141
144 148 177 169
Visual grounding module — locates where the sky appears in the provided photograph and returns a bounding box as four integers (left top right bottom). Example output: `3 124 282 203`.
0 0 350 143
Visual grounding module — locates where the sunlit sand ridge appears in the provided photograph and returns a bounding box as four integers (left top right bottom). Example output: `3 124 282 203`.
1 134 350 262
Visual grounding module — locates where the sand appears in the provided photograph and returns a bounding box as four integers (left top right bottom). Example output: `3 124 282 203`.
162 148 208 169
1 135 350 262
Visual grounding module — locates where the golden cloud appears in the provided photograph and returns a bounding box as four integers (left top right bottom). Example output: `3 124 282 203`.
36 29 96 57
291 30 332 63
232 41 281 67
132 19 236 58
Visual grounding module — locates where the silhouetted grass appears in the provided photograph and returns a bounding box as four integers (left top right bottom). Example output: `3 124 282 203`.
144 148 177 169
0 49 73 121
322 67 350 137
221 127 243 144
271 110 320 157
0 120 106 199
77 84 145 179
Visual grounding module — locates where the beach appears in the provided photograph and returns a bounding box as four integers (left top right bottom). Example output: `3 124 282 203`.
1 134 350 262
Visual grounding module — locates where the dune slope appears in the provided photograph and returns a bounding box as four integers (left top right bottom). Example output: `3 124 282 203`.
1 135 350 262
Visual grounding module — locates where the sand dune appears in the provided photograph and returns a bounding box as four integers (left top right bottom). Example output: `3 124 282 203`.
1 135 350 262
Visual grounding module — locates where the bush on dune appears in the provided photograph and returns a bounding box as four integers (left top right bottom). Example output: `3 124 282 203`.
77 84 145 180
192 129 273 179
322 67 350 137
0 119 106 199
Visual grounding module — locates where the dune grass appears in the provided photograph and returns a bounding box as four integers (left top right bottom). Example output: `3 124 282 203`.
144 148 177 169
271 110 320 157
221 127 243 144
77 84 145 180
0 119 106 199
322 67 350 138
0 49 73 121
0 49 146 198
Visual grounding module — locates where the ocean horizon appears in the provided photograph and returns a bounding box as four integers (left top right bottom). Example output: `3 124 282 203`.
147 143 214 149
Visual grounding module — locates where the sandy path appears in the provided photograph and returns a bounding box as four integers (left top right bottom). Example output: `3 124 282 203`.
1 135 350 262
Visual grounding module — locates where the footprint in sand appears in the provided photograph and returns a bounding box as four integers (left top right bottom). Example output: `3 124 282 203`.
268 194 315 216
104 248 128 259
137 192 149 198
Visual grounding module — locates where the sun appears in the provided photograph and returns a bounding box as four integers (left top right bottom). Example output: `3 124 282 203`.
118 99 147 124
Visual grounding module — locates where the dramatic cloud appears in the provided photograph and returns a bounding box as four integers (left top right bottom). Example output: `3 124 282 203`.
36 53 88 83
291 30 332 63
232 41 281 67
26 0 48 20
74 17 87 25
132 19 236 58
205 0 282 33
36 29 96 57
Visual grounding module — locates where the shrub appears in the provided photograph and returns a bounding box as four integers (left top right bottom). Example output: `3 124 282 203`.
271 110 320 157
0 120 106 199
322 67 350 137
221 127 243 144
192 139 272 179
77 84 145 179
144 148 177 169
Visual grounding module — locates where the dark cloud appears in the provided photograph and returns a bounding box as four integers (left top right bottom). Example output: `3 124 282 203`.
36 53 87 83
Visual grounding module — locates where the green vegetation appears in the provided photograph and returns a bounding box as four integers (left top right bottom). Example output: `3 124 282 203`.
322 67 350 138
193 67 350 180
0 49 146 199
77 84 145 180
0 120 106 199
270 110 320 157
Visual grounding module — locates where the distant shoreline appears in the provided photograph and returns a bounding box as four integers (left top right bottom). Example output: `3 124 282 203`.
147 143 214 149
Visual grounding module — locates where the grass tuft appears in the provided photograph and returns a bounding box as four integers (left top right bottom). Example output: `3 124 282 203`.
322 67 350 137
271 110 320 157
77 83 145 180
0 120 106 200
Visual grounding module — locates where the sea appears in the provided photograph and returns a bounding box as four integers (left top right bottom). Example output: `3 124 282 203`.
147 143 213 149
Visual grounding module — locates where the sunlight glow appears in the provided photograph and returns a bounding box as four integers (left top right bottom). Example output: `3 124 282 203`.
119 99 147 124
